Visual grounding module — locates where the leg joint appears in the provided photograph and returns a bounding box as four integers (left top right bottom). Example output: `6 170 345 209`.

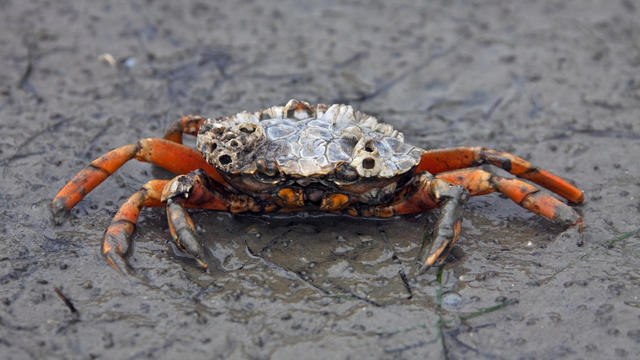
162 175 196 202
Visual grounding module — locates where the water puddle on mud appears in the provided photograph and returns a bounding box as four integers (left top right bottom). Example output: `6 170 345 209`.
176 211 443 306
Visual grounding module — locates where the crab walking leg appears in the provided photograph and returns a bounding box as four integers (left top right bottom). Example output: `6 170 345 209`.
358 175 469 273
52 138 228 217
417 147 584 204
436 168 583 228
163 115 207 144
102 180 167 274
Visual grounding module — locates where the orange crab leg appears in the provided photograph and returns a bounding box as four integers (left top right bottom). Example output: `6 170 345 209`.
103 170 236 274
163 115 207 144
354 176 439 218
436 168 582 228
417 147 584 204
51 138 228 217
102 180 167 274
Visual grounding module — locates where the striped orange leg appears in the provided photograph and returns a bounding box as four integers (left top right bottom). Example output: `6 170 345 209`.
163 115 207 144
358 174 469 274
436 168 582 229
51 138 228 219
102 180 167 274
417 147 584 204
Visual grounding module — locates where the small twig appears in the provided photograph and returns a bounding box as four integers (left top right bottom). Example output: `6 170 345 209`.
332 284 383 307
53 287 78 315
17 61 33 90
398 269 413 299
380 230 413 299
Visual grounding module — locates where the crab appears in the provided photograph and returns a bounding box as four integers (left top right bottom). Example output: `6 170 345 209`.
52 99 584 275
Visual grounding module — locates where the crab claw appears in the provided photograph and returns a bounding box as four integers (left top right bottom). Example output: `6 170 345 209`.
102 220 136 275
417 180 467 275
417 221 461 275
103 250 135 275
166 200 208 270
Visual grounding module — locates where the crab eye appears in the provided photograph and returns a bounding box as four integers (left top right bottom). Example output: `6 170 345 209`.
334 164 358 182
364 140 376 153
239 124 256 134
254 159 280 183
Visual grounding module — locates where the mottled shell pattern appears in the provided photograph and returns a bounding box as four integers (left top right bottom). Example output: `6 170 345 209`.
196 99 424 183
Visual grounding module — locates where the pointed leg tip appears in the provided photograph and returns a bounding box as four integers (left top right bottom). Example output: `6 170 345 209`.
51 198 70 225
421 252 440 271
104 251 134 275
571 192 585 205
418 264 431 275
576 218 584 233
417 253 448 276
196 258 208 270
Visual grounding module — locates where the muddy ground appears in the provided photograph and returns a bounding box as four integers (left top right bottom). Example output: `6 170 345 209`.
1 0 639 359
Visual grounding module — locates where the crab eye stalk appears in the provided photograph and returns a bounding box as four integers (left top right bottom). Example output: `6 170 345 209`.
334 163 359 183
239 124 256 134
256 159 277 176
254 159 280 183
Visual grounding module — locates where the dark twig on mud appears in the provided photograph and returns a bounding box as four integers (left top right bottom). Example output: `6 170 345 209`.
331 284 383 307
17 61 33 90
54 287 78 315
380 230 413 299
384 340 433 354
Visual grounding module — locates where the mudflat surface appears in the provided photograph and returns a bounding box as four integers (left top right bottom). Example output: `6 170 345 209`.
1 0 639 359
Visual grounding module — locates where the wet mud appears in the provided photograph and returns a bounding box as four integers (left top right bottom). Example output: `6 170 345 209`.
1 0 639 359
